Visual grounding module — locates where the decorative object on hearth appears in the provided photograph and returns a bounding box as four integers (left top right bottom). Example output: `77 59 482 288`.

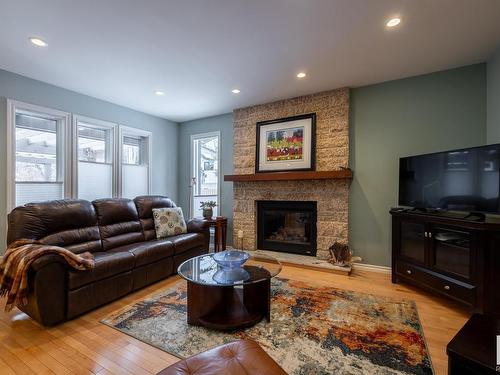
255 113 316 173
237 229 244 250
103 278 433 374
328 242 362 267
200 200 217 218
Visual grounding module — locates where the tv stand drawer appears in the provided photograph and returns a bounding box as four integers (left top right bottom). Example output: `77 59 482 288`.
396 261 476 306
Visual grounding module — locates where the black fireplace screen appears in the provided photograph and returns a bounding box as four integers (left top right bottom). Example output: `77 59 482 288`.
257 201 317 256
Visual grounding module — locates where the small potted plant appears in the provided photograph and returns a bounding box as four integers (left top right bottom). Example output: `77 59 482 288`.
200 200 217 219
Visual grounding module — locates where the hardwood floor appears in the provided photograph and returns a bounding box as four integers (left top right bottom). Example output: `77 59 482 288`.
0 266 470 375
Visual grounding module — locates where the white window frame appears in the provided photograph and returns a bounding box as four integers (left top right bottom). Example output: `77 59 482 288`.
6 99 72 212
190 131 221 218
118 125 152 198
72 115 119 198
6 100 154 212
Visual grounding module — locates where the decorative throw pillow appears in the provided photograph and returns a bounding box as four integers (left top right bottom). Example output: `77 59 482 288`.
152 207 187 238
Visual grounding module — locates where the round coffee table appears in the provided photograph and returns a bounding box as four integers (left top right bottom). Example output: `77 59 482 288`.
178 252 282 330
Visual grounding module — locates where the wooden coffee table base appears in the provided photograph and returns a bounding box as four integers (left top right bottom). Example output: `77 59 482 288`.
187 279 271 330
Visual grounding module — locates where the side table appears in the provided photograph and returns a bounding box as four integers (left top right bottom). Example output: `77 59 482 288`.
200 216 227 252
447 313 499 375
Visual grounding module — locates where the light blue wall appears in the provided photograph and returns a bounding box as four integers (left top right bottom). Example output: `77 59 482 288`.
487 46 500 143
178 113 234 244
0 69 178 248
349 64 487 266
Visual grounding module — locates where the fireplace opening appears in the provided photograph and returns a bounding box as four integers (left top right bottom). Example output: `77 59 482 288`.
257 200 317 256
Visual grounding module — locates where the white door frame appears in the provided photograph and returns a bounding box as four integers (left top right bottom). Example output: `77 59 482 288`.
189 131 221 219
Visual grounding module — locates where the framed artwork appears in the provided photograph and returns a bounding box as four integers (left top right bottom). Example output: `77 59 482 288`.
255 113 316 173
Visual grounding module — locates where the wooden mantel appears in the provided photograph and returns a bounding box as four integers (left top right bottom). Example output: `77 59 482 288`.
224 169 352 182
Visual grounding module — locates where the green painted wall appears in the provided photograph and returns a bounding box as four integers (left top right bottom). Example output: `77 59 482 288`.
487 46 500 143
178 113 234 244
349 64 487 266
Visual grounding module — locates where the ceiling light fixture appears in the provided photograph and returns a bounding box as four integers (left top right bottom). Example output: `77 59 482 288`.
386 18 401 28
297 72 306 78
155 90 165 96
29 37 48 47
232 89 241 94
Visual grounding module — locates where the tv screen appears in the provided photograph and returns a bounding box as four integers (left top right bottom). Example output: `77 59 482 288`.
399 144 500 214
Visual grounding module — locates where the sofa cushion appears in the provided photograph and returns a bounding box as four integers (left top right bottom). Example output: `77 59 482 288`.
112 239 175 267
67 271 133 319
153 207 187 238
68 250 135 290
134 196 176 240
7 199 102 254
92 198 144 251
168 233 206 255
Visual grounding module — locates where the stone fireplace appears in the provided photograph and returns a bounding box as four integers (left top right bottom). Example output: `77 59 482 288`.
232 88 349 260
257 200 317 256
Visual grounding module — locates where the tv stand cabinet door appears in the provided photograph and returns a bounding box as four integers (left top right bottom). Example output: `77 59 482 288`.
428 225 477 283
397 219 428 266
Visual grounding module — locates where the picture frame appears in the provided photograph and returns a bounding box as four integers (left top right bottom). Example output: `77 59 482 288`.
255 113 316 173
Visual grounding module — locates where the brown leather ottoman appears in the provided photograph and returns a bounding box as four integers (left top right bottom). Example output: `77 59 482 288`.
157 339 287 375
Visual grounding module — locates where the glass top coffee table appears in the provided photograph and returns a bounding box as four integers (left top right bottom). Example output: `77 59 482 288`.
178 251 282 330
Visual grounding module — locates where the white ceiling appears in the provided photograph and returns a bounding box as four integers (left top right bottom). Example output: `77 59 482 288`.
1 0 500 122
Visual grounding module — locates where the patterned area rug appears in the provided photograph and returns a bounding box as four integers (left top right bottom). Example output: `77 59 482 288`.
102 278 433 374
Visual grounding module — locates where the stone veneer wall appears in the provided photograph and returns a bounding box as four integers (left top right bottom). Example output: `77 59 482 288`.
232 88 349 259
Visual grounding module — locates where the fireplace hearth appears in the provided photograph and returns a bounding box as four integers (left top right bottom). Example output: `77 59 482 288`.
257 200 317 256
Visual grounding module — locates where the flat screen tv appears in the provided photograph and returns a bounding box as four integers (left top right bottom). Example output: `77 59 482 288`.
399 144 500 214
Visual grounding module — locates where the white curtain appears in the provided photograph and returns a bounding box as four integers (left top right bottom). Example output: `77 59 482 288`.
122 164 148 199
16 182 63 206
78 161 113 201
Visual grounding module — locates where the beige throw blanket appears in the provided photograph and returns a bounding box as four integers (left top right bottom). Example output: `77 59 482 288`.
0 239 95 312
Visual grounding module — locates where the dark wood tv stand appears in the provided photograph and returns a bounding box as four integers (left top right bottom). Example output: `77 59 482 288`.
391 209 500 314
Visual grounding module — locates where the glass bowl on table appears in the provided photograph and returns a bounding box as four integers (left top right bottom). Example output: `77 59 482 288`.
212 250 250 270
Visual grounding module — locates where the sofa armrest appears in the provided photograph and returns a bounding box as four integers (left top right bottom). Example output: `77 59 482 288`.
16 255 68 326
186 218 210 234
30 253 69 272
186 218 210 252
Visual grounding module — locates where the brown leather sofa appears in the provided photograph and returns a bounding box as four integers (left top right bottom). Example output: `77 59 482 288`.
157 340 288 375
6 196 209 326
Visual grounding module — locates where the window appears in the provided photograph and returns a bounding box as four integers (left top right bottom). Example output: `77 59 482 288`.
75 116 117 201
8 101 71 209
120 126 151 199
7 100 153 211
122 136 143 165
190 132 220 218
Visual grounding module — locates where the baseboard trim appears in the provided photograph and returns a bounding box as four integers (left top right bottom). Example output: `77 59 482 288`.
352 263 392 274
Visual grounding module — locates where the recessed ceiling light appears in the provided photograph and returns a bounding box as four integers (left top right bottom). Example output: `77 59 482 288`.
386 18 401 28
29 37 48 47
155 90 165 96
297 72 306 78
232 89 241 94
